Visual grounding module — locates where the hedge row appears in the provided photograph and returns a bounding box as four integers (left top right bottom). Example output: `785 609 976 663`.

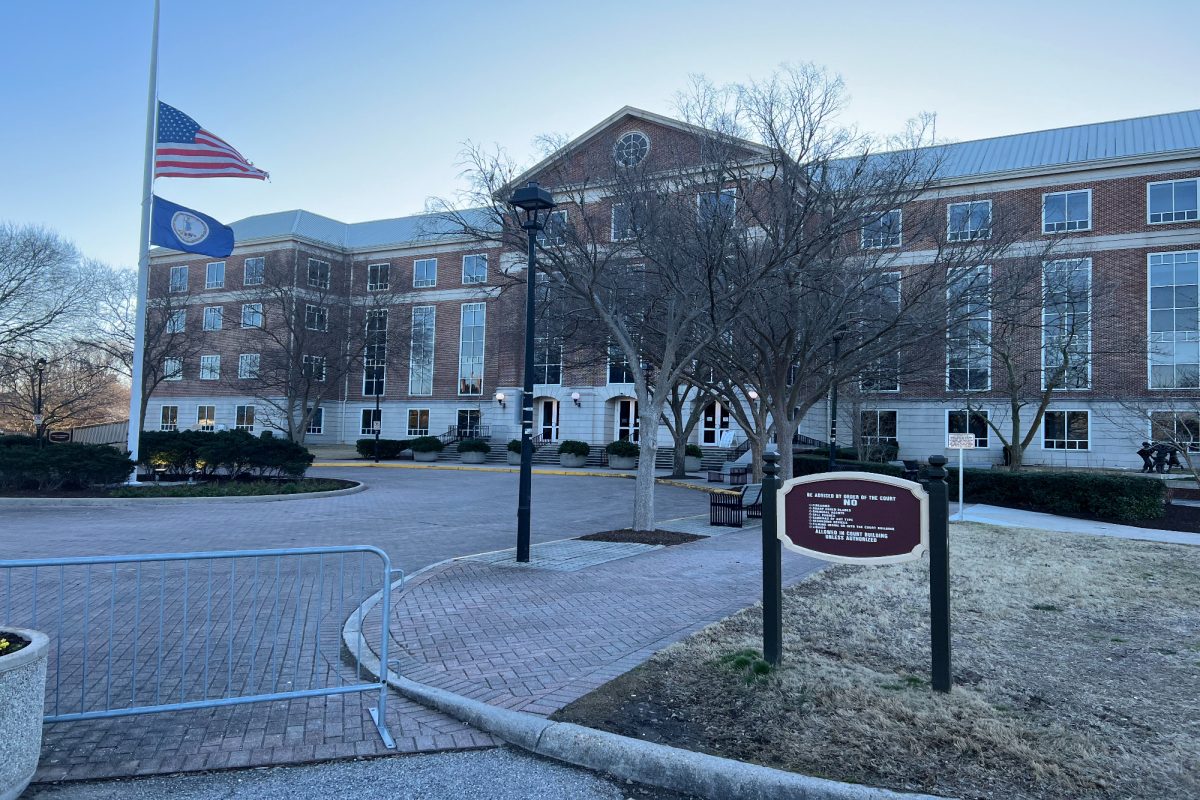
355 438 409 459
138 430 313 478
792 455 1166 522
0 444 133 491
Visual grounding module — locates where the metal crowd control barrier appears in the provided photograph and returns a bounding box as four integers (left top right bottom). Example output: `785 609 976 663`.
0 546 400 747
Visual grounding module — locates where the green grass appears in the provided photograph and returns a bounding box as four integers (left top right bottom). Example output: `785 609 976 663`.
107 479 352 498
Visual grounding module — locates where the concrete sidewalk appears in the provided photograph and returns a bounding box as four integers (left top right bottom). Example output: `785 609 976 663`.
959 503 1199 545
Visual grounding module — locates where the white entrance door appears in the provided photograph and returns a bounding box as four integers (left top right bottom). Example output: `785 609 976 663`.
538 399 559 440
616 398 639 442
702 402 730 445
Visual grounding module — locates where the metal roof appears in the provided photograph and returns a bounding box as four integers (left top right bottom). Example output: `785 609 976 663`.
228 208 496 251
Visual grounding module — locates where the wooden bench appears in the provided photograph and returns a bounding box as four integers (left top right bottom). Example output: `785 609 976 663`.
709 482 763 528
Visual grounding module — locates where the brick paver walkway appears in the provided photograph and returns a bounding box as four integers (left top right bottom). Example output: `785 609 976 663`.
367 529 821 718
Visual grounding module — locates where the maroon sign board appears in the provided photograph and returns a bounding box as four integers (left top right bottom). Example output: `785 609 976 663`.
47 431 71 443
777 472 928 564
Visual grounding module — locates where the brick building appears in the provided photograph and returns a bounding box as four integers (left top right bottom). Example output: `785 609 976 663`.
146 106 1200 469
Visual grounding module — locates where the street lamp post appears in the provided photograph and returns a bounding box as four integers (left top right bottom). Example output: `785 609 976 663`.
373 385 382 464
34 358 47 449
828 333 842 470
508 181 557 563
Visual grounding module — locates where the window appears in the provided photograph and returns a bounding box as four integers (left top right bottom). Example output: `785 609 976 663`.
462 254 488 284
1043 190 1091 233
1151 411 1200 452
241 303 263 328
360 408 382 436
860 272 901 392
608 342 634 384
303 354 326 382
243 257 264 286
534 338 562 384
409 306 435 395
947 266 991 391
164 357 183 381
202 306 223 330
1043 410 1089 450
305 304 328 331
199 355 220 380
458 303 485 395
367 263 390 291
196 405 216 432
697 189 737 225
166 310 186 334
616 398 639 442
238 353 259 379
538 210 568 246
363 309 387 397
169 265 188 293
306 407 324 435
861 210 902 249
611 203 635 242
235 405 255 432
860 409 898 445
948 410 988 448
1043 259 1091 389
947 200 992 242
1149 251 1200 388
205 261 225 289
159 406 178 432
1148 179 1199 224
407 409 430 437
613 131 650 167
414 258 437 288
307 258 330 289
457 409 481 439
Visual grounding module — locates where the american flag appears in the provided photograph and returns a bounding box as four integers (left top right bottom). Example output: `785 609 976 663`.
155 102 268 180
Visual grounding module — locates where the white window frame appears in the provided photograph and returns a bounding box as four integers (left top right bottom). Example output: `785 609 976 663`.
199 355 220 381
1041 409 1090 450
202 305 223 331
169 265 188 293
238 353 259 379
196 405 216 432
534 338 563 385
166 309 186 334
303 354 327 382
360 408 382 436
413 258 437 288
462 253 488 285
457 302 486 396
947 265 992 392
538 210 568 246
205 261 225 290
1147 178 1200 225
1147 250 1200 390
860 409 899 445
159 405 178 432
860 272 902 392
235 405 255 432
1042 189 1092 234
946 409 989 448
367 262 390 292
307 258 330 290
241 302 263 328
304 304 328 332
860 209 902 249
696 189 738 224
306 406 324 435
407 408 430 437
1041 258 1092 391
946 200 992 242
409 305 435 396
1150 410 1200 452
243 257 265 286
611 203 635 242
163 357 183 381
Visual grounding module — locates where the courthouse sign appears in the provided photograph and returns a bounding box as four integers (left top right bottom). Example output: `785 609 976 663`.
776 472 929 564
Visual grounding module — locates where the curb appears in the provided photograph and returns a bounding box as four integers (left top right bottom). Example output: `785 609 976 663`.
342 576 947 800
0 481 366 507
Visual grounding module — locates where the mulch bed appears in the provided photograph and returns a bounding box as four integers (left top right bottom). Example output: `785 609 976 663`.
577 529 703 546
1120 502 1200 533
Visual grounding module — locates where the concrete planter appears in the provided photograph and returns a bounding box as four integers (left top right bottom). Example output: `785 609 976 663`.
609 455 638 470
506 452 522 466
558 453 587 468
0 628 48 800
413 450 440 462
459 451 487 464
684 455 703 473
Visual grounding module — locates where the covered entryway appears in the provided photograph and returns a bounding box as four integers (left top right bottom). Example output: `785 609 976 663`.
701 401 730 445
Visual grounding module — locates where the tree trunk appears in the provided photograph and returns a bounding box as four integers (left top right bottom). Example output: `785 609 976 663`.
774 406 798 482
673 436 687 478
633 403 662 531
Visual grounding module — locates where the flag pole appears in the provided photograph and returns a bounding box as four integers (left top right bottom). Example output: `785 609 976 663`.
125 0 160 482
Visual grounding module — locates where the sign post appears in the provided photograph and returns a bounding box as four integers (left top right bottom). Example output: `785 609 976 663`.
761 452 783 666
926 456 952 692
946 432 975 521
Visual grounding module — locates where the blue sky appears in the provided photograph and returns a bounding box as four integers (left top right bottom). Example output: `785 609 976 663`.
2 0 1196 267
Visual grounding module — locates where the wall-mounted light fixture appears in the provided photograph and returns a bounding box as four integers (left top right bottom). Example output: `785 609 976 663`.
495 392 506 408
571 391 581 407
747 390 759 401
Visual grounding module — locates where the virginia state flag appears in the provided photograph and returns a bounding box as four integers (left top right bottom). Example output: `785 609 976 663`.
150 196 234 257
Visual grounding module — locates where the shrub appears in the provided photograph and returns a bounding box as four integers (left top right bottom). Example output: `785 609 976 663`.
0 444 132 491
606 440 640 458
355 438 409 459
558 440 590 457
137 430 312 479
686 444 704 458
793 454 903 478
409 436 444 453
0 434 37 448
508 439 522 454
457 438 491 454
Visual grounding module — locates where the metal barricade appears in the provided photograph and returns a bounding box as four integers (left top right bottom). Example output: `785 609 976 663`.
0 546 400 747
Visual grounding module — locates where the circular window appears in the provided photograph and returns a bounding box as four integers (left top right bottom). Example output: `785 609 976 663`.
613 131 650 167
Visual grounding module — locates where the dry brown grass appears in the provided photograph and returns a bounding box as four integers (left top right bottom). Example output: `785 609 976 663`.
554 524 1200 799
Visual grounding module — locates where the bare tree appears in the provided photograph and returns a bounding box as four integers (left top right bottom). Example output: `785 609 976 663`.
660 379 715 477
0 347 128 435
